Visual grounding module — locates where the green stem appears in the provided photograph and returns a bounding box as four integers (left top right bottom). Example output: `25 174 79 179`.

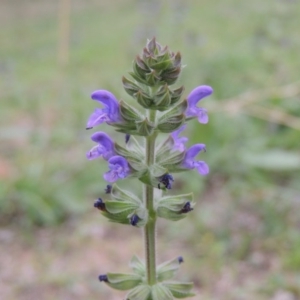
144 109 157 285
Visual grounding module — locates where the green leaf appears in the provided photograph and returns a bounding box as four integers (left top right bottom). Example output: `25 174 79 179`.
157 114 185 133
155 136 175 159
125 284 151 300
105 200 139 214
135 90 154 108
156 193 194 221
135 118 155 136
129 255 146 277
101 211 131 224
156 149 185 167
162 282 195 299
111 184 141 204
126 136 145 156
158 100 187 121
170 86 185 105
156 257 183 282
114 142 144 163
149 164 168 177
241 150 300 171
105 273 142 291
120 100 144 122
122 76 140 97
151 284 173 300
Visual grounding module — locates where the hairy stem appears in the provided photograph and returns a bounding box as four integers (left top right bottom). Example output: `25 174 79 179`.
144 109 157 285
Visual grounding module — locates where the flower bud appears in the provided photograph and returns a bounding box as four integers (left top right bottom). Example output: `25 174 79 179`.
122 76 140 97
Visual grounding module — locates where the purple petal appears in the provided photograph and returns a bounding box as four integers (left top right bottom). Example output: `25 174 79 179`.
185 144 206 160
86 145 101 160
172 124 187 138
86 108 108 128
187 85 213 107
91 132 114 149
195 161 209 175
108 156 129 169
171 125 188 152
103 156 130 182
186 85 212 123
91 90 120 122
103 170 120 182
197 108 209 124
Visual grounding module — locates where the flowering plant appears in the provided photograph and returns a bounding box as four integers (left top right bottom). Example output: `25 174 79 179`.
86 38 213 299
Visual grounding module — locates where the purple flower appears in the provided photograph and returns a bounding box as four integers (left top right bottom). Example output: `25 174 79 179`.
171 124 188 152
182 144 209 176
86 132 115 160
104 156 130 182
186 85 213 124
86 90 120 129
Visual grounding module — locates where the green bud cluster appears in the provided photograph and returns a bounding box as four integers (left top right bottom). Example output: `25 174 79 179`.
109 37 186 138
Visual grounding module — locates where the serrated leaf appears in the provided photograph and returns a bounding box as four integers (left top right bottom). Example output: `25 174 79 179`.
129 255 146 276
162 282 195 299
125 284 151 300
106 273 142 291
151 284 173 300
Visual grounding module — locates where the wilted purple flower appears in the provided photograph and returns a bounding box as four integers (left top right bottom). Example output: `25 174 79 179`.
104 156 130 182
86 90 120 129
171 124 188 152
182 144 209 175
186 85 213 124
86 132 115 160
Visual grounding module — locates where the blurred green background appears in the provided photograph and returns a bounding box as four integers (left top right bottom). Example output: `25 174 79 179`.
1 0 300 299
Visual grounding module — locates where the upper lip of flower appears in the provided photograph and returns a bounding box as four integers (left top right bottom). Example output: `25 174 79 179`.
86 132 115 160
185 85 213 124
86 90 120 128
